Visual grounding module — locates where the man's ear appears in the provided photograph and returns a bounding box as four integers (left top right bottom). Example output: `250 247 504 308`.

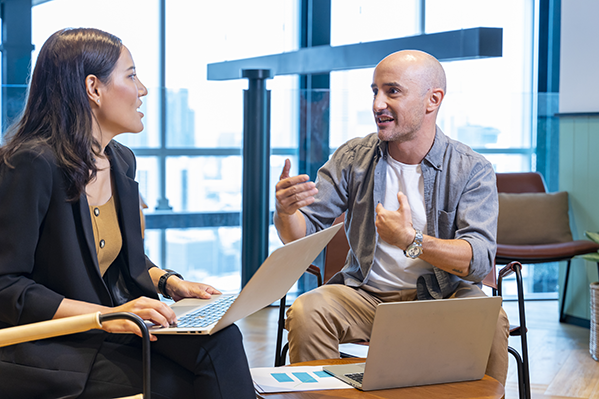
86 75 101 105
426 88 444 113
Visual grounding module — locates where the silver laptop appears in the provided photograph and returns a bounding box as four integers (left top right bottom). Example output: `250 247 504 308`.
151 223 343 335
323 296 502 390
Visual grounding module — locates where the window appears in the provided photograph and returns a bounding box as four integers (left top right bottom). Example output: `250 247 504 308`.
26 0 549 299
155 0 300 292
328 1 547 298
427 0 535 173
31 0 300 293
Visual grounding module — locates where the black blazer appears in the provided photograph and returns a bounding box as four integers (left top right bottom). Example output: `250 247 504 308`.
0 140 158 398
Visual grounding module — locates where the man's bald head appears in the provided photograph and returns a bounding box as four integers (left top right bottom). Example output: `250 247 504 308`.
371 49 446 156
377 50 446 96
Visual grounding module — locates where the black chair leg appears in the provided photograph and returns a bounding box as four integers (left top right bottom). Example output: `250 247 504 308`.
513 264 531 399
560 260 572 323
275 295 287 366
508 346 526 399
100 312 151 399
281 343 289 365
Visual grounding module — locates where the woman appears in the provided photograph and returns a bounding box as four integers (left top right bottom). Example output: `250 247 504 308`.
0 28 255 398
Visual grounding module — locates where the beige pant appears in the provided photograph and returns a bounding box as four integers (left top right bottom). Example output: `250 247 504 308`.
285 282 510 386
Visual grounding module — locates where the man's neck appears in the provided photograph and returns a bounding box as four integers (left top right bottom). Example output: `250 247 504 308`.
387 125 436 165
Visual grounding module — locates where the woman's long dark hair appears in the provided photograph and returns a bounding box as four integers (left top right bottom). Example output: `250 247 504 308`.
0 28 123 201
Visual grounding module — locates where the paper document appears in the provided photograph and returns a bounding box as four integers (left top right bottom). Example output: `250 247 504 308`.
251 366 353 393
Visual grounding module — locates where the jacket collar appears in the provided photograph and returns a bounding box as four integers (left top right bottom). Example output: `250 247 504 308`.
78 141 141 283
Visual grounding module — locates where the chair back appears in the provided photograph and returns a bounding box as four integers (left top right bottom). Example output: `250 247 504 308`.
323 214 350 283
496 172 546 194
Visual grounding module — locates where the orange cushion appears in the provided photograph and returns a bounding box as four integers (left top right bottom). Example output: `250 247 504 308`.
497 192 573 245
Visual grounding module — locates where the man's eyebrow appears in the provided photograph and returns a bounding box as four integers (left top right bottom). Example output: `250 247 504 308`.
371 82 403 90
383 82 402 89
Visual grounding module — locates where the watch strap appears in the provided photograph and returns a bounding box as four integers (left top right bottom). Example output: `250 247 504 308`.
158 269 184 299
404 228 423 258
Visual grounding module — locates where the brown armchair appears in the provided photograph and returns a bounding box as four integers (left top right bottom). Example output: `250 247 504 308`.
494 171 599 399
495 172 599 322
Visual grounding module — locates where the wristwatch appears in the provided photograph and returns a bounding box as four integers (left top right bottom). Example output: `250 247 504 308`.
404 228 423 259
158 269 184 300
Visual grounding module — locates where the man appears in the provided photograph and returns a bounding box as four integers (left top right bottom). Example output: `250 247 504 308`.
274 50 510 385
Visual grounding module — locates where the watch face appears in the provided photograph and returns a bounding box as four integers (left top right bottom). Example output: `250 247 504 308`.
406 245 423 258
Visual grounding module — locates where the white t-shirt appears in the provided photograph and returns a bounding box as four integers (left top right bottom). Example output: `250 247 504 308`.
365 155 434 291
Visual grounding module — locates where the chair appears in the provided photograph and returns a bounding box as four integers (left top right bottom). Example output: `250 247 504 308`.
274 214 348 367
495 172 599 399
0 312 151 399
495 172 599 322
490 260 529 399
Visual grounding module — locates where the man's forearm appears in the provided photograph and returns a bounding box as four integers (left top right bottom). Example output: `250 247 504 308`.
274 210 307 244
419 237 472 277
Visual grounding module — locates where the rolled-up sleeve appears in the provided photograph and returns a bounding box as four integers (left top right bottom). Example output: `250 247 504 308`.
454 162 498 282
300 142 353 235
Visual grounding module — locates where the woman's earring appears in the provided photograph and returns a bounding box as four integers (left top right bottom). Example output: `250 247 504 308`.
97 99 100 104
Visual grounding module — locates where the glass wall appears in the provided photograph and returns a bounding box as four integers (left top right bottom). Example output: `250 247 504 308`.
26 0 548 298
328 1 548 298
428 0 535 173
330 0 535 171
31 0 300 293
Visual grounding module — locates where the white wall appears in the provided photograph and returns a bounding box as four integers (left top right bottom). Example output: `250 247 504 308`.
559 0 599 113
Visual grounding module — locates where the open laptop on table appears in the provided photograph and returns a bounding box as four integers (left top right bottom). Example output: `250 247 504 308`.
151 222 343 336
323 296 502 391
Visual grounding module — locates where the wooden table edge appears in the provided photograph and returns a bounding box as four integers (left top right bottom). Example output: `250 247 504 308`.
258 358 504 399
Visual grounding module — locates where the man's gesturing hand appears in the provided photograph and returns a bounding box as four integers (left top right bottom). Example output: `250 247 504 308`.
275 159 318 216
375 192 416 249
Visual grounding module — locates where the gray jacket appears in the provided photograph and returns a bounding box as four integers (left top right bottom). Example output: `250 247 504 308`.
300 127 498 299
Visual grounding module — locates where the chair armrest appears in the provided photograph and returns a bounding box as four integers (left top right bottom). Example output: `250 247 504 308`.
0 312 103 348
498 261 522 281
306 264 322 286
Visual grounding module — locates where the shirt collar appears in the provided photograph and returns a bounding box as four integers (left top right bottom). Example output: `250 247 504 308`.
422 125 446 171
376 125 447 170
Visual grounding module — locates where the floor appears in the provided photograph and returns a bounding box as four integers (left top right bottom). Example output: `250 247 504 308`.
236 299 599 399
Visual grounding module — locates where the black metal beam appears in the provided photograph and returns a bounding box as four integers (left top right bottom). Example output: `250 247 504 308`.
241 69 271 287
299 0 331 181
207 27 503 81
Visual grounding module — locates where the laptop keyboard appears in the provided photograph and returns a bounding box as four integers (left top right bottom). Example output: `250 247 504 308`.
345 372 364 385
176 295 238 328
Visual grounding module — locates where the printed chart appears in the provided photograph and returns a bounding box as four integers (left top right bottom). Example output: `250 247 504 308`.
251 366 353 393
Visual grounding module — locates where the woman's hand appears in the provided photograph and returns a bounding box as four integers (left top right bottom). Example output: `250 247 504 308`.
101 296 176 341
165 278 222 302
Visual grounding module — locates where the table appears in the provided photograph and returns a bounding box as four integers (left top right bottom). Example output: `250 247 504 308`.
258 359 504 399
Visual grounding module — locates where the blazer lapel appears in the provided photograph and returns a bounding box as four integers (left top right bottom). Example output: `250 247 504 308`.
109 144 157 295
